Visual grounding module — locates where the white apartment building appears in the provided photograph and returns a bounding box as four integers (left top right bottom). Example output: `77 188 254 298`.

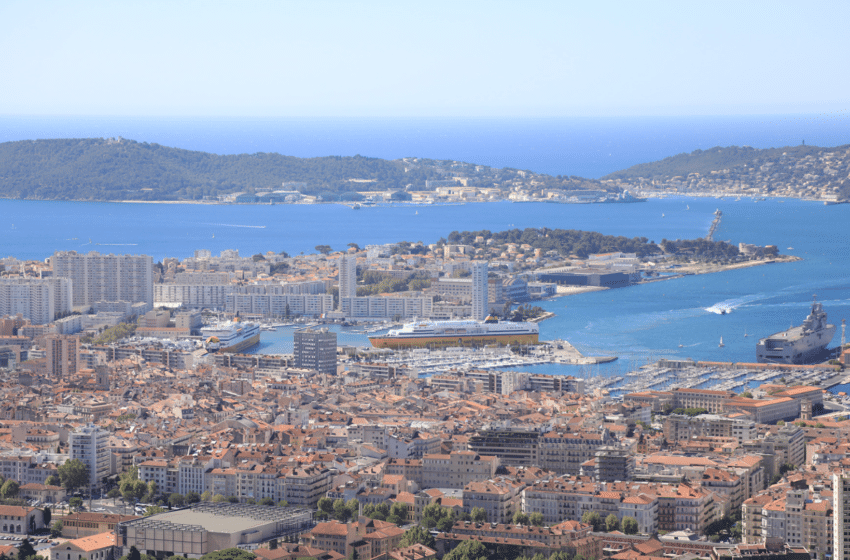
471 261 488 320
0 277 72 324
835 472 850 560
69 424 111 491
339 295 433 319
53 251 153 308
338 255 357 301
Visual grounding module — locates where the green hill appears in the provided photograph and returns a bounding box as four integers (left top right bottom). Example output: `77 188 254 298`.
0 138 441 201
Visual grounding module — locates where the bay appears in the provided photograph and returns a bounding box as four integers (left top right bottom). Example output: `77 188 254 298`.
3 197 847 386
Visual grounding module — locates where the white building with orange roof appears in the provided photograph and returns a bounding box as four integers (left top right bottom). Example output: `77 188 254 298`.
48 532 116 560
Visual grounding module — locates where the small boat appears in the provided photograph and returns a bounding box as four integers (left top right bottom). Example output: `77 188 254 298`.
787 247 793 250
661 213 665 217
718 336 725 348
744 330 748 337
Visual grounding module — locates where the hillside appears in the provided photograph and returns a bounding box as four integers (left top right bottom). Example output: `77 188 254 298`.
0 138 607 202
603 144 850 201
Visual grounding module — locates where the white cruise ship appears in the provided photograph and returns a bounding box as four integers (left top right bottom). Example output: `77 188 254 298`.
369 316 539 349
201 320 261 353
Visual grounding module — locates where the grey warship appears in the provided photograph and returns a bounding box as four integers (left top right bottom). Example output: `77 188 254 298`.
756 297 836 364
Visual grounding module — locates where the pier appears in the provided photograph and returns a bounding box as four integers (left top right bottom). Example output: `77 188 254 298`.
706 209 722 240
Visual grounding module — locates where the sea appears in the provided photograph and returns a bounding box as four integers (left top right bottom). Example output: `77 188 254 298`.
1 115 849 390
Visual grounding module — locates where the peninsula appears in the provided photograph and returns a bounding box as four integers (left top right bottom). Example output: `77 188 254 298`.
0 138 847 203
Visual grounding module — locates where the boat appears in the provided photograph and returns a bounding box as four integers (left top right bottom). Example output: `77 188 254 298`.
719 336 725 348
368 315 539 349
744 330 748 338
352 203 361 209
201 319 261 353
756 296 837 364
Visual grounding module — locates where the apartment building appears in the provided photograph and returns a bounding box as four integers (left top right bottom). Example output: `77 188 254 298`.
294 328 337 375
0 277 72 324
52 251 153 308
835 472 850 560
670 388 737 413
467 429 540 467
538 430 613 475
69 424 111 491
339 295 433 320
664 413 757 444
45 334 80 379
420 451 499 490
463 479 524 524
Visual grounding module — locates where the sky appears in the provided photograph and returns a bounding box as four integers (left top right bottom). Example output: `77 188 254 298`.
1 0 849 117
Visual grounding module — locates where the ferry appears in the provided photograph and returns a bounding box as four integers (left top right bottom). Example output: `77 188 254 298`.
201 319 261 353
368 315 539 349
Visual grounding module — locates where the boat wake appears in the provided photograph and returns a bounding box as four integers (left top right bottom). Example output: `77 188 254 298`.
705 292 774 315
199 223 266 229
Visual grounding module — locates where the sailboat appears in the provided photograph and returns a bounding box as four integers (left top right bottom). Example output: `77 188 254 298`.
718 336 725 348
744 330 748 338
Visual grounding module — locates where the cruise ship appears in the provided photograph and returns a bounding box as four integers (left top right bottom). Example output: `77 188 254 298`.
201 320 261 353
756 297 836 364
368 316 539 349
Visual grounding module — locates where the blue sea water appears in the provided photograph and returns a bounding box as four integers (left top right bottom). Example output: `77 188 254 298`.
1 115 848 389
2 197 848 382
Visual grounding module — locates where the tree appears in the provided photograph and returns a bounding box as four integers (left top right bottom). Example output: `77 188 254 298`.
513 511 529 525
45 475 60 487
315 245 332 255
471 507 487 523
258 497 274 506
605 514 620 532
333 498 350 522
107 488 122 501
622 516 639 535
252 254 266 262
347 243 360 251
581 511 603 532
529 512 544 527
399 525 435 549
198 550 257 560
443 539 487 560
389 502 408 525
128 546 142 560
69 497 84 511
185 491 202 504
318 497 333 515
43 506 51 526
145 481 159 503
17 539 35 560
212 494 227 503
1 479 19 499
346 498 359 520
50 520 63 538
58 458 89 493
144 505 168 516
168 493 185 508
201 490 212 502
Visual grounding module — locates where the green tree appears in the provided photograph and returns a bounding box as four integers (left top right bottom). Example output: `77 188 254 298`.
201 490 212 502
17 539 35 560
58 459 90 493
443 539 488 560
145 481 159 503
581 511 603 532
389 502 408 525
333 498 350 522
622 516 639 535
258 497 274 506
198 550 257 560
529 512 544 527
168 493 185 508
69 497 84 511
471 507 487 523
399 525 435 549
1 479 19 499
43 506 52 526
315 245 332 255
45 475 60 487
185 491 201 504
144 505 168 516
212 494 227 503
128 546 142 560
605 514 620 532
50 520 63 538
513 511 529 525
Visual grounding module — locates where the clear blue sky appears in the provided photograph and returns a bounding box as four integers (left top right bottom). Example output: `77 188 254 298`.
2 0 848 117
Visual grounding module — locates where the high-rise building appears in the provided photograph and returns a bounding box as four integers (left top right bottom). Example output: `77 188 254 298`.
52 251 153 308
69 424 110 491
294 327 337 375
0 277 72 324
835 472 850 560
338 255 357 302
471 261 488 320
45 334 80 378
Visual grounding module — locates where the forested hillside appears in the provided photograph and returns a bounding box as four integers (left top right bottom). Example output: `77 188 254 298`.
0 138 438 201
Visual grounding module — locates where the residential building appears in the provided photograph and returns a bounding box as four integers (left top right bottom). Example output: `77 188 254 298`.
339 255 357 301
471 261 488 320
294 328 337 375
52 251 153 308
45 334 80 378
0 277 72 324
69 424 111 491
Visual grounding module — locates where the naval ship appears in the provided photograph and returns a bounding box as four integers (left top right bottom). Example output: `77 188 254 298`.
756 297 836 364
